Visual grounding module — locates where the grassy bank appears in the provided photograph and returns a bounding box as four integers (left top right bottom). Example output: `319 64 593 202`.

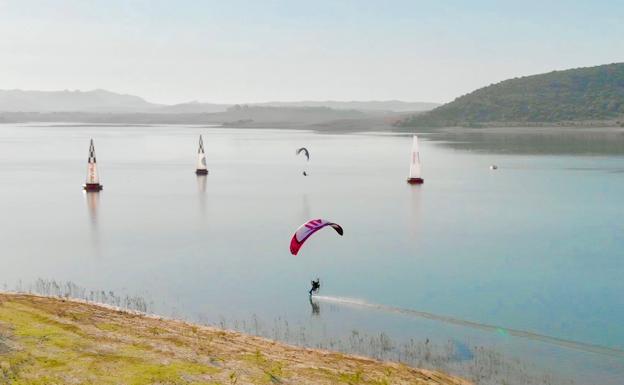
0 294 470 385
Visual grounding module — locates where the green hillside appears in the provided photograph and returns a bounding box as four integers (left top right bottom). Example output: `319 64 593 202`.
399 63 624 127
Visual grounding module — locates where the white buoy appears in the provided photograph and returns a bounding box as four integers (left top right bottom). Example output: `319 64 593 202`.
83 139 103 191
490 165 498 170
406 135 424 184
195 135 209 175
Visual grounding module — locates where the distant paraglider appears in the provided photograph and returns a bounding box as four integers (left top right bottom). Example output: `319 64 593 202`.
296 147 310 161
290 218 343 255
296 147 310 176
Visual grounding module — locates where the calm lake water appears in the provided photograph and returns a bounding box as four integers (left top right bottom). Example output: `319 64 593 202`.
0 124 623 384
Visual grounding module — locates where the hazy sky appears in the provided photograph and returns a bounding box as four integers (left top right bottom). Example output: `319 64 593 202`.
0 0 622 104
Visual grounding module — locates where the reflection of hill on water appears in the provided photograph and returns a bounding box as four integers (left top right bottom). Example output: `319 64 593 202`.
426 128 624 155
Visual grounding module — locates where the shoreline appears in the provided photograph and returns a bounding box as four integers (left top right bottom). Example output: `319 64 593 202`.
0 293 470 384
4 116 624 133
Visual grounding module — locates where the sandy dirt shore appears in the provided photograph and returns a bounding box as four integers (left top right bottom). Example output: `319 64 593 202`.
0 294 471 385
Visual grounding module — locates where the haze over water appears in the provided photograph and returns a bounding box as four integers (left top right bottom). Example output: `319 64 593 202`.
0 124 623 384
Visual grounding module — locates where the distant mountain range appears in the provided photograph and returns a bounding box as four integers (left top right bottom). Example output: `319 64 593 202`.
153 101 230 114
253 100 440 112
0 106 374 131
0 89 159 113
0 89 438 114
398 62 624 127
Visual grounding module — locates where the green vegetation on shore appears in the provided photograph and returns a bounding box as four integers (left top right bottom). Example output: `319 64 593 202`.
0 294 470 385
398 63 624 127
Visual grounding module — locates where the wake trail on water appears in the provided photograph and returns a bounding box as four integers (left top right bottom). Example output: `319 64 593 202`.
313 295 624 358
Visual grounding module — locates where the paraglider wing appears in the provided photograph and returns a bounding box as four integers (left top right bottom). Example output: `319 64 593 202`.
290 218 343 255
296 147 310 161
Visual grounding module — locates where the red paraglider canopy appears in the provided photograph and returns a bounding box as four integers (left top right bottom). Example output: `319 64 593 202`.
290 218 343 255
